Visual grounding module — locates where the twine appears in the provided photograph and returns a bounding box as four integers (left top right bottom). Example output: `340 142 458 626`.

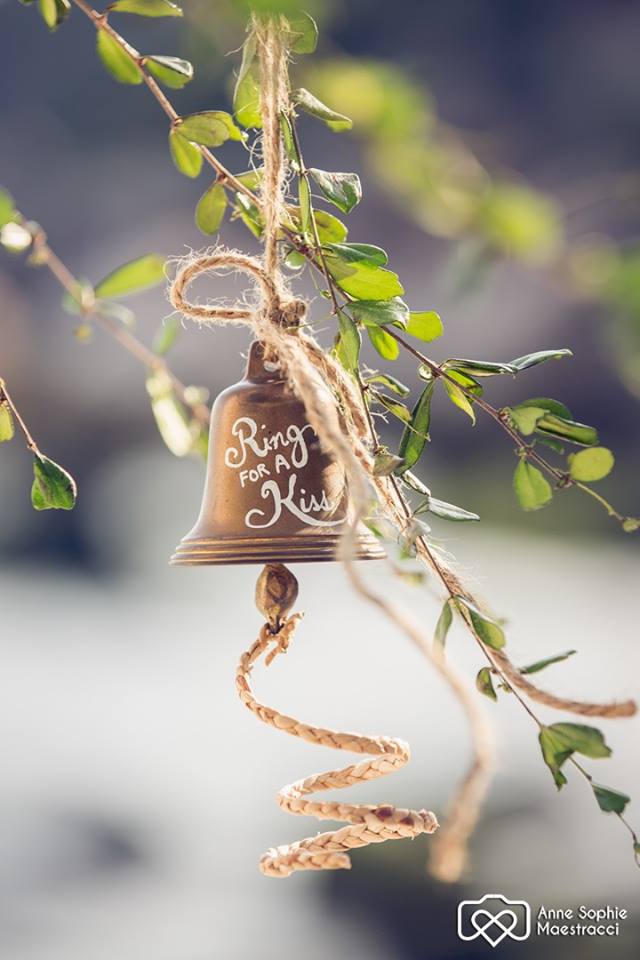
237 617 438 876
167 13 635 882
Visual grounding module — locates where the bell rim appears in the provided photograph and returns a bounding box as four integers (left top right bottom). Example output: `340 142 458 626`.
170 532 385 565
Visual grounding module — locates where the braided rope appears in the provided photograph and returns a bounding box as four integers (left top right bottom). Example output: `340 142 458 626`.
236 619 438 877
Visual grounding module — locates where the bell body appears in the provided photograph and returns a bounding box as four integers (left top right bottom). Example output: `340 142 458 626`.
171 342 384 565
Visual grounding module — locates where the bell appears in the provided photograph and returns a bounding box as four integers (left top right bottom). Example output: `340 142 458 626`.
171 341 384 565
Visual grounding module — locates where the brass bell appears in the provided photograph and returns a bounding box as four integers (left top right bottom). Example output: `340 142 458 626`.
171 341 384 565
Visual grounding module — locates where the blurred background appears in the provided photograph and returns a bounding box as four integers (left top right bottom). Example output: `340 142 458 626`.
1 0 639 957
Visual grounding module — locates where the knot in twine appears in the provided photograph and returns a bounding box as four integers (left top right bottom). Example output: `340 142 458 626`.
168 250 307 334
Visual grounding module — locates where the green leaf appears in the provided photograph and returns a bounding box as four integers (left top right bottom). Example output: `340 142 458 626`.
455 596 506 649
97 30 142 85
398 380 435 472
568 446 614 482
401 471 431 496
31 455 77 511
0 401 15 442
293 88 352 132
325 242 387 267
592 783 630 815
518 397 573 419
508 405 546 435
364 373 409 397
109 0 183 15
374 393 411 424
168 130 202 178
0 188 16 228
509 348 573 371
513 458 553 511
234 34 261 129
195 183 227 235
476 667 497 701
536 414 598 447
373 448 404 476
177 111 242 146
146 56 193 89
312 209 347 243
153 316 181 356
520 650 577 675
235 194 263 238
95 254 165 298
448 358 516 377
309 168 362 214
38 0 70 30
328 259 404 300
334 311 361 373
350 298 408 327
427 497 480 522
146 373 195 457
540 723 612 788
279 113 299 169
434 600 453 649
286 13 318 53
367 325 399 360
298 176 312 236
443 378 476 423
405 311 443 342
539 727 569 789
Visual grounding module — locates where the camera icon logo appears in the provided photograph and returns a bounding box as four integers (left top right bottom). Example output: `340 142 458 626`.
457 894 531 947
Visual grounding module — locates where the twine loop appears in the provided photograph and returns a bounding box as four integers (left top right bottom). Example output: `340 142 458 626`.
169 250 306 332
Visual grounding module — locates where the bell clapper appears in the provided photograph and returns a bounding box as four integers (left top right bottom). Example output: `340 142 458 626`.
255 562 299 634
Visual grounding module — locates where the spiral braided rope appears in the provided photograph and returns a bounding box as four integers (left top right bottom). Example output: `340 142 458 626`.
236 618 439 877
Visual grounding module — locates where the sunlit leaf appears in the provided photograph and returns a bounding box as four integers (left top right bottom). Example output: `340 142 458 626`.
334 311 361 374
95 254 165 298
374 392 411 424
448 358 515 377
97 30 142 85
0 401 15 442
153 316 181 356
309 168 362 214
298 176 312 235
312 209 348 243
405 310 443 342
443 377 476 423
234 33 262 128
513 458 553 511
178 111 242 146
568 447 614 482
109 0 183 15
168 129 202 178
195 183 227 235
539 722 611 790
367 325 399 360
287 13 318 54
31 455 77 510
0 188 16 228
373 448 404 476
328 257 404 300
146 373 194 457
38 0 70 30
293 88 352 131
146 55 193 89
536 414 598 446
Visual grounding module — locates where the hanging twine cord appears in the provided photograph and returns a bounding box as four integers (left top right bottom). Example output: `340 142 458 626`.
167 13 635 881
237 615 438 877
